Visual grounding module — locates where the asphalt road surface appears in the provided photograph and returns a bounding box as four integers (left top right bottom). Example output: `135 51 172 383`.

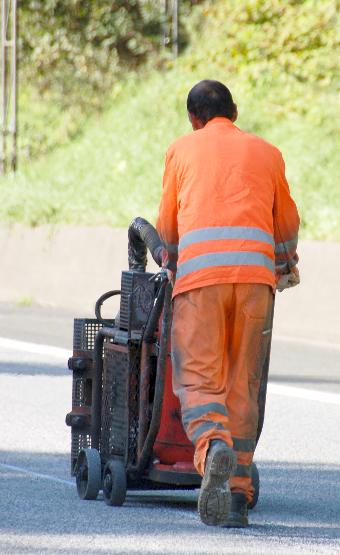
1 303 340 554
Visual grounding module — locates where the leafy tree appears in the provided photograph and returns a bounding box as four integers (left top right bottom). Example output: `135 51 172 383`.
19 1 163 104
19 1 201 105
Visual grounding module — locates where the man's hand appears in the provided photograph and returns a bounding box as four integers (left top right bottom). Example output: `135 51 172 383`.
276 267 300 292
161 249 175 284
165 268 175 283
154 245 175 284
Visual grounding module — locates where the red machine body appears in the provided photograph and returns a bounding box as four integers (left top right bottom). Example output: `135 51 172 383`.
153 351 196 474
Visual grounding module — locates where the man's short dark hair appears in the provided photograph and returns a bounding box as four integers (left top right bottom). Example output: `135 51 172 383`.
187 80 235 124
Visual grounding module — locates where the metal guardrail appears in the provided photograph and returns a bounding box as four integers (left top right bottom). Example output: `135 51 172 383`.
0 0 17 174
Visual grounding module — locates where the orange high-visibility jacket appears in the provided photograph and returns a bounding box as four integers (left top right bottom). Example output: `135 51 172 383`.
156 117 300 298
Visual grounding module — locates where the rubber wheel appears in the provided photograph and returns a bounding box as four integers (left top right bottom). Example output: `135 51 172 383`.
248 462 260 510
75 448 101 500
103 459 127 507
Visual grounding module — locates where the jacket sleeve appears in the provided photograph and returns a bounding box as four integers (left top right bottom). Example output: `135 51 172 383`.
273 152 300 276
156 147 179 270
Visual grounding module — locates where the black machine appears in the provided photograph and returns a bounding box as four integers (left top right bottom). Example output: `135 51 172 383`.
66 218 273 508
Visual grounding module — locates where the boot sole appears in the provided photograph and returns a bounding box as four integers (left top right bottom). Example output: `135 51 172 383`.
198 446 236 526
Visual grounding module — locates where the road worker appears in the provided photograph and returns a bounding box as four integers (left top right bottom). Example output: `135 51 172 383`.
156 80 300 528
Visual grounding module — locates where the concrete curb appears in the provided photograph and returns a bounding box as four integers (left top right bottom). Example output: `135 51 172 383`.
0 225 339 343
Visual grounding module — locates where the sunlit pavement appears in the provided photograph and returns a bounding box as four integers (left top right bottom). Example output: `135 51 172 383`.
0 317 340 554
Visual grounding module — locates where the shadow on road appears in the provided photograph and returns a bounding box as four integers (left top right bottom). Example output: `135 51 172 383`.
269 374 340 386
0 361 67 376
0 451 339 550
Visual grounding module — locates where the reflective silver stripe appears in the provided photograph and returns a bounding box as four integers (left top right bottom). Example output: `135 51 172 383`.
179 226 274 252
232 438 256 452
182 402 227 428
190 421 225 445
177 251 275 279
275 236 298 254
234 464 252 478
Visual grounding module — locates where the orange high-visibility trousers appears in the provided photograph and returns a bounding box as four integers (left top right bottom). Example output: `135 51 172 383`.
171 282 274 502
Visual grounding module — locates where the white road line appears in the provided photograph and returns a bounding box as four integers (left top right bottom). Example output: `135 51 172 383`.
1 334 339 360
0 462 75 486
0 337 70 359
1 337 340 406
268 383 340 405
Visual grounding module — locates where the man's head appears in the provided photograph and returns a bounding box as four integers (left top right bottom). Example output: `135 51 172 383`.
187 80 237 130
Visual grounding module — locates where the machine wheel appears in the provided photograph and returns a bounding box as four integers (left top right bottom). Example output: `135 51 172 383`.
103 459 127 507
248 462 260 510
75 448 101 500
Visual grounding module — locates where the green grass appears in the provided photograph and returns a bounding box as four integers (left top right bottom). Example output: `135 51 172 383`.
18 86 92 160
0 0 339 240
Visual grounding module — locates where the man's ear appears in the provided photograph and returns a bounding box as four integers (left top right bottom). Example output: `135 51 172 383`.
231 103 238 123
188 112 204 130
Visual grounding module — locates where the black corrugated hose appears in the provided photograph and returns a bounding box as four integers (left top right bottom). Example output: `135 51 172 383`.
128 217 163 271
129 280 173 479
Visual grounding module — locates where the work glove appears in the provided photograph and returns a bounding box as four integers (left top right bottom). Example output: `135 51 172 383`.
155 246 175 284
276 267 300 292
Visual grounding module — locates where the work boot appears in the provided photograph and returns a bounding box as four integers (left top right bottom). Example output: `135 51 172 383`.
224 492 249 528
198 439 237 526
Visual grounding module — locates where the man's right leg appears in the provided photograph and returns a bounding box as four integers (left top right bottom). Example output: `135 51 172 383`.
226 283 274 526
171 284 236 525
